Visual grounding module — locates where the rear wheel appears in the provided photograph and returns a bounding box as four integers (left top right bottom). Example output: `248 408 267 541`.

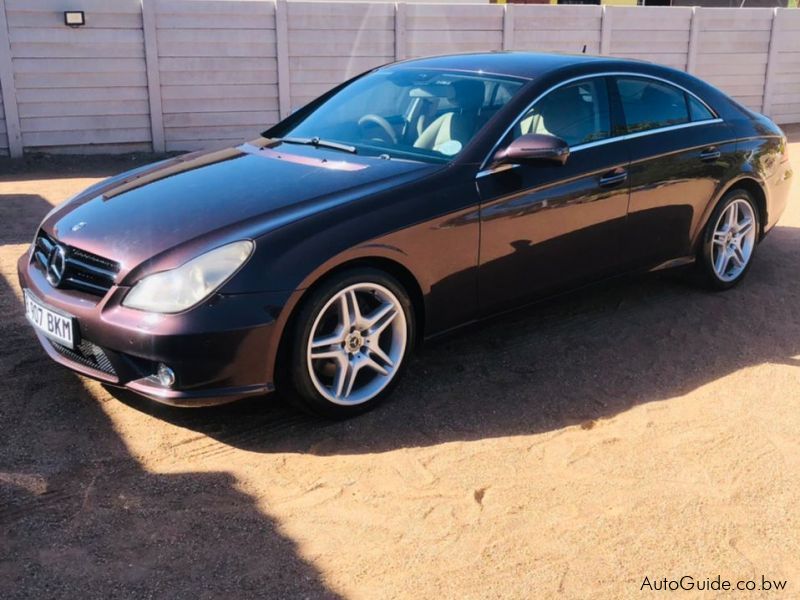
698 189 759 290
287 268 414 418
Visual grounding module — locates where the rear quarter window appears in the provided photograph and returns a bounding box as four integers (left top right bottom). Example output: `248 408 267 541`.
687 94 715 122
615 77 690 133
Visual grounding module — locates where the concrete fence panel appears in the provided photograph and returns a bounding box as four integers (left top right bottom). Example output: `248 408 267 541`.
605 6 693 70
287 1 395 109
405 4 504 57
771 8 800 124
693 8 774 112
512 5 602 55
5 0 150 154
154 0 279 152
0 0 799 157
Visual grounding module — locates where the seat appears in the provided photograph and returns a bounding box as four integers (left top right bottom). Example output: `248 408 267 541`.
413 79 485 155
532 85 596 147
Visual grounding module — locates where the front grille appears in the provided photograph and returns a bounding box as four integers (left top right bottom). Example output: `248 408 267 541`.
33 231 119 296
49 338 117 377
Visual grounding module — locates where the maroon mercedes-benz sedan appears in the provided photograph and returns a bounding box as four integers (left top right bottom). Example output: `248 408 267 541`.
18 52 793 417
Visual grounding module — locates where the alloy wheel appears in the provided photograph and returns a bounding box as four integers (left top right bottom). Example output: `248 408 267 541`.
711 198 757 283
305 282 407 405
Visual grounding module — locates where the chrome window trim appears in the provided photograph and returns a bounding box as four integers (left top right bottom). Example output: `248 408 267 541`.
475 118 723 179
478 70 722 174
621 117 723 142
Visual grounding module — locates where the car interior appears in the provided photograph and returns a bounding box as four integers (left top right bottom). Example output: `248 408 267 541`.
284 70 525 161
358 76 520 157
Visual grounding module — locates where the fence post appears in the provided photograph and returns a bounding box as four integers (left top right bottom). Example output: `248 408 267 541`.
686 7 700 74
395 3 406 61
275 0 291 120
141 0 165 153
0 0 22 158
762 8 780 118
600 5 611 56
502 4 515 52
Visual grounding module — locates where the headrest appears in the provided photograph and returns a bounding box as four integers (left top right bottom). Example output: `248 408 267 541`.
541 85 587 113
410 85 455 99
452 79 485 111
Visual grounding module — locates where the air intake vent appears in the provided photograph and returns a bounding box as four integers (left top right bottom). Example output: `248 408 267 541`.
49 338 117 377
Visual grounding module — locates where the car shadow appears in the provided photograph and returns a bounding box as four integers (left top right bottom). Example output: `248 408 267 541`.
5 153 800 464
107 123 797 453
0 188 342 597
104 220 800 457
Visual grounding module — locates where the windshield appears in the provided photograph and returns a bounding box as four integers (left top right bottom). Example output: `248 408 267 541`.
276 68 526 163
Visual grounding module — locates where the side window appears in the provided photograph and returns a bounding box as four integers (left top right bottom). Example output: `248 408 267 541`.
615 77 689 133
687 94 715 122
512 78 612 147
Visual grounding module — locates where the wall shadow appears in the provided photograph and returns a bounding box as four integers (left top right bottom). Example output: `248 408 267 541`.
0 153 179 182
0 190 342 598
0 194 55 244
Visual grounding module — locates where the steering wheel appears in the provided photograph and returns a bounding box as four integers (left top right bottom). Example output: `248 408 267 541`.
357 114 398 145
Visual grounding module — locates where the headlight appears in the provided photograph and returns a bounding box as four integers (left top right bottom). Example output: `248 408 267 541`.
123 240 254 313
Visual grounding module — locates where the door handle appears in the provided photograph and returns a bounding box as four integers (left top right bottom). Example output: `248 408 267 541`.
598 168 627 187
700 147 721 161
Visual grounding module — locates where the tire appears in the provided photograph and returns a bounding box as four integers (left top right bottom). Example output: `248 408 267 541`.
697 188 760 290
286 267 415 418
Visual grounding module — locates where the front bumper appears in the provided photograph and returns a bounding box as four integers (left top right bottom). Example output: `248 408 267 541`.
18 250 291 407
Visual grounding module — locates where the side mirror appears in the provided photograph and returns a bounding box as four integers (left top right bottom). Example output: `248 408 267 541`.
493 133 570 166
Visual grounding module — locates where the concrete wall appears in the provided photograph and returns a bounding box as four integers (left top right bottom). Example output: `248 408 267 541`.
0 1 799 157
4 0 151 154
155 0 280 151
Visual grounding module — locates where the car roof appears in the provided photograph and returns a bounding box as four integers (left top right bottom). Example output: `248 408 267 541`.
384 51 643 81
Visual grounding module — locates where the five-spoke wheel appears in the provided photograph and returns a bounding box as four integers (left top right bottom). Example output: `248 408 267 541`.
700 189 760 289
288 268 414 417
711 198 756 283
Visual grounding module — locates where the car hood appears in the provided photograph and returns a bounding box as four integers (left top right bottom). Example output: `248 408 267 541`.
43 139 438 278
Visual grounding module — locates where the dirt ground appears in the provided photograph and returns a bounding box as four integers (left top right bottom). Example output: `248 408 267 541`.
1 132 799 600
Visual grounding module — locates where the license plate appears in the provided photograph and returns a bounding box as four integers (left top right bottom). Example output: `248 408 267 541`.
24 291 76 349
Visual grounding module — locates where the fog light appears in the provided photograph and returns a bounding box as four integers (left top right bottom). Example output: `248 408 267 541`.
157 363 175 388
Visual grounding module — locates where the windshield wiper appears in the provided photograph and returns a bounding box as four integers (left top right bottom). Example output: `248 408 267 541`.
279 137 357 154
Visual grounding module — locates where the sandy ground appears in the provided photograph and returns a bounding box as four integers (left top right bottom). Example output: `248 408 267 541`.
1 134 799 599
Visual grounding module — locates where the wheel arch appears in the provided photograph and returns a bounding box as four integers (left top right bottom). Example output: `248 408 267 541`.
725 177 768 240
695 175 768 252
301 256 426 340
272 255 427 389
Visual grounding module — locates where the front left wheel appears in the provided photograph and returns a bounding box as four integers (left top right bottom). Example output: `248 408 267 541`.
287 268 415 418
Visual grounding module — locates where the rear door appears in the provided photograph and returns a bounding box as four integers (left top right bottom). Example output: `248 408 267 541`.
612 75 737 268
477 76 631 314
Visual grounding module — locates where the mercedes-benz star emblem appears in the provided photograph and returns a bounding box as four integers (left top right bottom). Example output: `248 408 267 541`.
46 244 67 287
